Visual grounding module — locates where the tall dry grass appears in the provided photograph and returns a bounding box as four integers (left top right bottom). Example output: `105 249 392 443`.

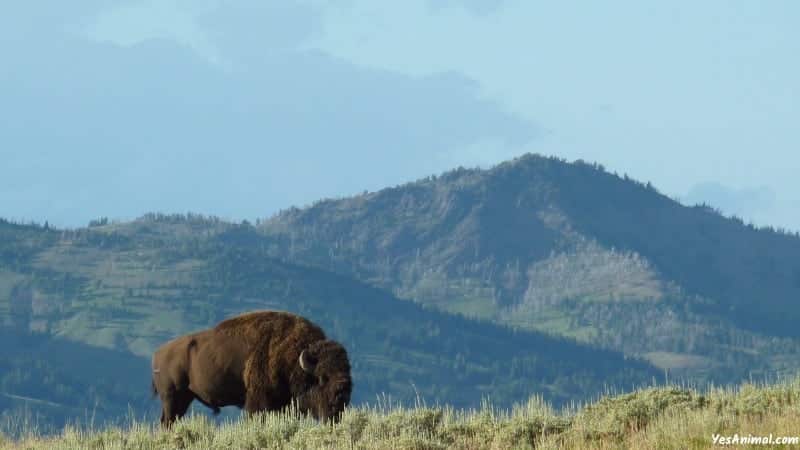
5 379 800 449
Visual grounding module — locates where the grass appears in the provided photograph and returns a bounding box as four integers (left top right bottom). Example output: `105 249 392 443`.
6 379 800 449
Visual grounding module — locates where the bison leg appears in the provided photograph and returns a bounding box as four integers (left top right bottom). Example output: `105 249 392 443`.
243 394 263 416
243 391 281 416
160 389 195 427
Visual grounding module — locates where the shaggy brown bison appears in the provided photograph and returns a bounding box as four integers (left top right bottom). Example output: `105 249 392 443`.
151 311 352 426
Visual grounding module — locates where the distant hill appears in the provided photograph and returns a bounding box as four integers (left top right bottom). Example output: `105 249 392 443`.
258 154 800 383
0 214 658 430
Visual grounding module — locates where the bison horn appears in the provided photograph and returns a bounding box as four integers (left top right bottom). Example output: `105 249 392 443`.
299 349 316 373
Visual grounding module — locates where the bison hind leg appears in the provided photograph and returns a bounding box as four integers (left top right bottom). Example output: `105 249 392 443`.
160 389 194 427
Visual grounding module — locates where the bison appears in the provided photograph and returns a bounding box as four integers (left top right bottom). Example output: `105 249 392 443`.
151 311 352 426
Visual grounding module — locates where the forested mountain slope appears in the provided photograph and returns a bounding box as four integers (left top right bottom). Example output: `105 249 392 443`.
0 215 658 429
258 154 800 382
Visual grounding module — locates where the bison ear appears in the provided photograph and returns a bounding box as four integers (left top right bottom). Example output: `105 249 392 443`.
299 349 317 374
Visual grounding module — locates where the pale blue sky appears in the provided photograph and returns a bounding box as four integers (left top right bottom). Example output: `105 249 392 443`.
1 1 797 230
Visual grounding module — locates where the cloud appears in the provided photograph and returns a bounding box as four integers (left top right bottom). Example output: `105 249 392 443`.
0 2 536 226
197 2 324 57
86 1 324 66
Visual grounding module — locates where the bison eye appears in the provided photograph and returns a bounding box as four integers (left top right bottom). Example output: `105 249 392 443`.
318 374 328 385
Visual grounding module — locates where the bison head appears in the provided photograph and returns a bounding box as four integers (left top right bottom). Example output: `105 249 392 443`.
297 340 352 423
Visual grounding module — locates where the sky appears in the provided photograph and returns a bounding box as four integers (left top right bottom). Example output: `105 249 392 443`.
1 1 798 230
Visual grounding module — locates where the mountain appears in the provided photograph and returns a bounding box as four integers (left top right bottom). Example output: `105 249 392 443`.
257 154 800 383
0 214 658 430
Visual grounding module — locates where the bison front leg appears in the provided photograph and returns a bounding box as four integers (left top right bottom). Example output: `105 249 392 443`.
243 390 284 416
243 394 265 416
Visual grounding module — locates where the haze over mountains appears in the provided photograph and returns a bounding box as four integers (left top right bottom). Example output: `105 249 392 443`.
3 2 799 232
2 154 798 430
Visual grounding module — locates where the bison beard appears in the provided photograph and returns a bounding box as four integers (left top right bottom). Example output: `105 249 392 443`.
151 311 352 427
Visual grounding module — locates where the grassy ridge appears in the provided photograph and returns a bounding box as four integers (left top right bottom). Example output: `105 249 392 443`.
6 379 800 449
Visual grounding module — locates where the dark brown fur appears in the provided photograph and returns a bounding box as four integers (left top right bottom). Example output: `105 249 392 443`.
151 311 352 426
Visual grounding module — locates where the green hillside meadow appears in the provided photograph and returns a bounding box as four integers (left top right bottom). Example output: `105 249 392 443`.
0 213 658 432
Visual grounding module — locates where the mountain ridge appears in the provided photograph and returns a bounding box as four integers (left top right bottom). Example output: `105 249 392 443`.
3 152 798 430
257 153 800 382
